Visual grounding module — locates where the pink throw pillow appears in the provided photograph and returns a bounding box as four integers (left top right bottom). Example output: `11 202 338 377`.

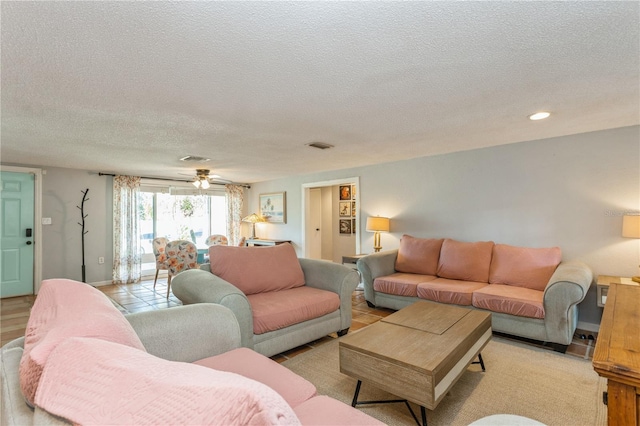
489 244 562 291
19 279 145 406
34 337 300 425
209 243 305 295
395 235 444 275
436 239 495 283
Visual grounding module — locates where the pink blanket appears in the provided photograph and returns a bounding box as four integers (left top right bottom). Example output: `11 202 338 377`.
35 337 301 425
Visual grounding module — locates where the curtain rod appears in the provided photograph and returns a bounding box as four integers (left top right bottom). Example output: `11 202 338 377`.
97 173 251 188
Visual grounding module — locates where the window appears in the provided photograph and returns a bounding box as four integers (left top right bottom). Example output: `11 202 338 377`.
138 183 227 275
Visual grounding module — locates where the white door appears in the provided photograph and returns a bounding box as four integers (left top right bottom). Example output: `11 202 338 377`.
307 188 322 259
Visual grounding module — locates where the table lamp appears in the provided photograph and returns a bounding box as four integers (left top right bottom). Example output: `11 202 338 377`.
622 214 640 283
366 216 390 252
242 213 266 240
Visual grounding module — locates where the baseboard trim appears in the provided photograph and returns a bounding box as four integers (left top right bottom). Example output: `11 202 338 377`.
90 280 113 287
577 321 600 333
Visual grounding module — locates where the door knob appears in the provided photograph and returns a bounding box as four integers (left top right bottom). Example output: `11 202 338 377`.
316 228 320 231
26 241 32 245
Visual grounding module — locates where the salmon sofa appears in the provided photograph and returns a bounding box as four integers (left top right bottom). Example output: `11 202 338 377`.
172 243 360 357
357 235 593 352
1 279 382 425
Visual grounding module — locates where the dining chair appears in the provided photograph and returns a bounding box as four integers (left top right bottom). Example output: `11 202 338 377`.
152 237 169 290
164 240 198 298
205 234 228 246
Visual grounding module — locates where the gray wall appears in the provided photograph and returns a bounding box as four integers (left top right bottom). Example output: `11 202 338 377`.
4 125 638 329
40 169 113 284
246 125 640 328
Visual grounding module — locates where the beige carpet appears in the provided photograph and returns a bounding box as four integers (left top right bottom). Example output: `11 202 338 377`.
282 336 606 426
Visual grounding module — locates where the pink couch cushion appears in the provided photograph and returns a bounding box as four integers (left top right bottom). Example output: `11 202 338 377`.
489 244 562 291
472 284 545 319
19 279 145 406
195 347 317 408
34 337 300 425
293 395 386 425
395 235 444 275
248 286 340 335
209 243 305 295
373 273 437 297
437 239 495 283
416 278 488 306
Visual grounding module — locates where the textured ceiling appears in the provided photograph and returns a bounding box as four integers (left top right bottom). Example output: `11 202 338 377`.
2 1 639 184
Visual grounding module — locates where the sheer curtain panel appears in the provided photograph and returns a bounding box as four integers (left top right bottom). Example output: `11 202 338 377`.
225 184 244 246
113 175 142 284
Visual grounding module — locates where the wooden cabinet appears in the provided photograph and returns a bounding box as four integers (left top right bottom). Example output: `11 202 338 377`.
592 282 640 425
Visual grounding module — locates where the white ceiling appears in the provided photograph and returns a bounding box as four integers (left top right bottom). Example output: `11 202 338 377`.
2 1 639 184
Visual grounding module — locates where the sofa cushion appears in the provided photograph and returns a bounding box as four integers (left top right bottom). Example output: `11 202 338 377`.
416 278 488 306
489 244 562 291
209 243 305 295
437 239 495 283
373 273 437 297
395 235 444 275
248 286 340 335
293 395 386 425
195 347 317 408
34 337 300 425
472 284 545 319
19 279 145 407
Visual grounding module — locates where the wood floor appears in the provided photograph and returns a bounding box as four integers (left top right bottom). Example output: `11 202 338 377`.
1 277 597 361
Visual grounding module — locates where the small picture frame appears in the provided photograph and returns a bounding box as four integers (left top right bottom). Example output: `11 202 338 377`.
351 218 356 234
339 185 351 200
259 192 286 223
339 219 352 234
351 201 356 217
339 201 351 217
351 185 356 199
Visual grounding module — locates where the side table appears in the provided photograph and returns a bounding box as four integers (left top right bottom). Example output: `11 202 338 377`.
596 275 639 307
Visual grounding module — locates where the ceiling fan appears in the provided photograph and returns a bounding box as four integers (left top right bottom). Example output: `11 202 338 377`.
189 169 219 189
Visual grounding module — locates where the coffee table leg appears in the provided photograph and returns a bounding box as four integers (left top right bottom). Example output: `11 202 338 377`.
351 380 362 407
472 353 486 371
421 406 427 426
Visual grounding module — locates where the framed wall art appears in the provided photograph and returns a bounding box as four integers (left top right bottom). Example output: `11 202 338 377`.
339 219 352 234
339 185 351 200
259 192 286 223
339 201 351 217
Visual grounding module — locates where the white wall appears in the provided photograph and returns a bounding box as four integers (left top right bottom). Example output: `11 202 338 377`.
246 125 640 327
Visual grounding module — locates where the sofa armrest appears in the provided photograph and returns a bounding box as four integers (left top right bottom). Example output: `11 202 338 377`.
357 250 399 306
299 258 360 330
170 269 254 350
542 260 593 345
126 303 241 362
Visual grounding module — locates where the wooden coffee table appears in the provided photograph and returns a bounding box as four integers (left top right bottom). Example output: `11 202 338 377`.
339 301 492 425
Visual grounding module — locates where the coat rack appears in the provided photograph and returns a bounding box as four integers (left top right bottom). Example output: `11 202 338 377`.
77 189 89 283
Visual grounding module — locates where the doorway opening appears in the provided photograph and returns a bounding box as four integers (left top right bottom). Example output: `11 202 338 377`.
301 177 360 262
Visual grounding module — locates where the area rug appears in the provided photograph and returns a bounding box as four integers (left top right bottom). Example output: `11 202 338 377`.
282 336 605 426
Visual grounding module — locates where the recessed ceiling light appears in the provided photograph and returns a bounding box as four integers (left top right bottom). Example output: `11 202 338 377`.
529 112 551 121
180 155 211 162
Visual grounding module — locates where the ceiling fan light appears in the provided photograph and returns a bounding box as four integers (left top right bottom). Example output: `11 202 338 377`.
200 179 210 189
192 180 201 188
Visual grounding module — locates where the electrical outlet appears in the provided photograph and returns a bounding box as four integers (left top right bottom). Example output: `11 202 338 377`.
98 257 105 264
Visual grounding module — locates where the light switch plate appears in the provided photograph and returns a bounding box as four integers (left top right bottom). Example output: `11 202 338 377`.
42 217 52 225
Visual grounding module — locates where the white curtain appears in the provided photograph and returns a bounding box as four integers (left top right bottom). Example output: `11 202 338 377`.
113 175 141 284
225 185 244 246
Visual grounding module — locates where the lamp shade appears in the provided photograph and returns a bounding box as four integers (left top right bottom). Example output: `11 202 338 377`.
242 213 266 224
622 215 640 238
366 216 390 232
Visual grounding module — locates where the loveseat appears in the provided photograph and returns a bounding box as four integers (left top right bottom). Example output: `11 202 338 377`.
172 243 360 357
1 279 382 425
357 235 593 352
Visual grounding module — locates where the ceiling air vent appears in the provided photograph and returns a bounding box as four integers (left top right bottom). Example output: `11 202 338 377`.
179 155 211 162
307 142 334 150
